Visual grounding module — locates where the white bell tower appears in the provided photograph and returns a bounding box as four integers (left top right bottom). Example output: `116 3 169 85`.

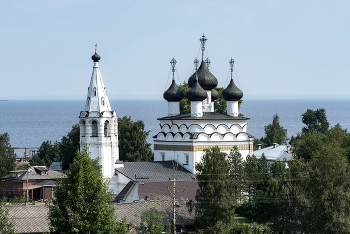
79 45 118 179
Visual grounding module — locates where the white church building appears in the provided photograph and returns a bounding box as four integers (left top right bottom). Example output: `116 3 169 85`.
153 35 254 174
78 37 254 195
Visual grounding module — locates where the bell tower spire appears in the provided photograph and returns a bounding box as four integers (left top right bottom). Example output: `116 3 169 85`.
79 46 119 179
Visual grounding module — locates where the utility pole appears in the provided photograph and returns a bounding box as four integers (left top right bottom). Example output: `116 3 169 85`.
169 160 178 234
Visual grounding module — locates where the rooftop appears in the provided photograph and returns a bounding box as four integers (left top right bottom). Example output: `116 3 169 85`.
254 144 293 161
158 112 249 121
115 161 194 182
4 166 64 181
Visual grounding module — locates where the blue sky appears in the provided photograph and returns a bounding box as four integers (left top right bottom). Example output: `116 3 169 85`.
1 1 350 100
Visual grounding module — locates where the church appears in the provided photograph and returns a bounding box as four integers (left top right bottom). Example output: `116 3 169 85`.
153 35 254 173
78 36 254 195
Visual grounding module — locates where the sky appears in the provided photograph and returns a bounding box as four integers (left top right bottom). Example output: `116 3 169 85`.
1 1 350 100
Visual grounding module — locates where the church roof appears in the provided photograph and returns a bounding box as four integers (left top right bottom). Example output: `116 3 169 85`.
115 161 194 182
211 88 219 101
158 112 249 121
188 60 218 90
222 78 243 101
185 79 207 102
84 50 112 113
163 80 184 102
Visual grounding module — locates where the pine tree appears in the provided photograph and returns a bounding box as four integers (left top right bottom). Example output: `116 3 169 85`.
194 146 235 232
0 133 16 177
49 150 125 233
228 147 244 204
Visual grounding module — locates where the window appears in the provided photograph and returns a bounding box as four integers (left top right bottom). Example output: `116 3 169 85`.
185 154 189 164
92 121 98 137
161 153 165 161
93 88 97 96
86 97 90 106
101 97 105 106
104 120 110 137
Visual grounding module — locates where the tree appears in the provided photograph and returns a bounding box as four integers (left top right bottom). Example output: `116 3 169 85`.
136 207 171 234
301 108 329 134
178 82 191 114
118 116 153 162
60 124 80 170
0 133 16 177
49 149 123 233
0 198 15 234
193 146 235 232
255 113 288 149
178 82 242 115
228 147 244 204
290 125 350 233
30 140 61 167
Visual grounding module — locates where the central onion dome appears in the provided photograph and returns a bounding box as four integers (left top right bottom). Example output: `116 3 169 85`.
163 80 184 102
188 60 218 90
186 77 207 101
211 89 219 101
222 79 243 101
92 52 101 62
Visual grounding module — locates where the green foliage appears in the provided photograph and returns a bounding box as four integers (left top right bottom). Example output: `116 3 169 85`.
302 108 329 134
136 207 170 234
118 116 153 162
255 114 288 149
228 147 244 204
291 125 350 233
0 198 16 234
60 124 80 170
16 163 29 170
197 220 270 234
49 150 120 233
0 133 16 177
194 146 235 230
178 82 242 115
30 141 61 167
30 124 80 170
178 82 191 114
116 216 129 234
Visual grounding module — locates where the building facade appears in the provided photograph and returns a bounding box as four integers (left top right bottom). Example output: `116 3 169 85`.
153 35 254 173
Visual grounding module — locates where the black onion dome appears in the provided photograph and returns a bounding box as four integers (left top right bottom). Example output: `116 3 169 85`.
222 79 243 101
188 60 218 90
211 89 219 101
186 79 207 101
92 52 101 62
163 80 184 102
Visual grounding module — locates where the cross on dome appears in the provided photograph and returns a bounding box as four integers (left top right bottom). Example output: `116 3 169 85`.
229 57 235 79
170 58 177 80
205 58 211 69
200 34 207 60
194 58 199 70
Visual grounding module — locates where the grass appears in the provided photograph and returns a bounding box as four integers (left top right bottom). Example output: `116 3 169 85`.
234 214 254 224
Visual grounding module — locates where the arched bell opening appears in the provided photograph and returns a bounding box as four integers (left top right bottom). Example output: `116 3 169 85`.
80 120 86 137
92 120 98 137
104 120 111 137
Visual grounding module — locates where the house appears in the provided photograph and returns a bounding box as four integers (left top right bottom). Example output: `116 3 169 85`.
0 166 63 201
111 161 194 199
254 143 292 162
9 197 195 234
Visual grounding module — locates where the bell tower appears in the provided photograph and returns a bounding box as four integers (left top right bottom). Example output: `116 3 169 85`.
79 45 118 178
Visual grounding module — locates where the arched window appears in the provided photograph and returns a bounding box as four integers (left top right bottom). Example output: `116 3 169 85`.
93 87 97 96
92 120 98 137
101 97 105 106
86 97 90 106
104 120 110 137
80 120 86 137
